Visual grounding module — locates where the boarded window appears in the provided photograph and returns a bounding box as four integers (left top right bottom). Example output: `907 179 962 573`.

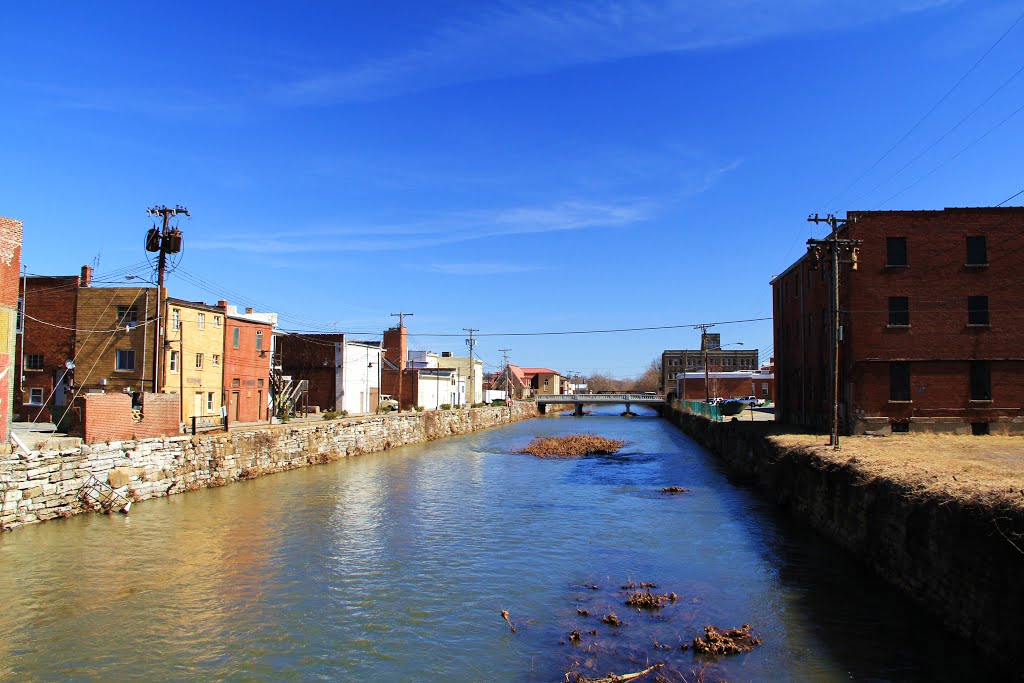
232 327 240 349
888 297 909 326
968 296 989 325
889 362 910 401
970 361 991 401
886 237 907 266
966 236 987 265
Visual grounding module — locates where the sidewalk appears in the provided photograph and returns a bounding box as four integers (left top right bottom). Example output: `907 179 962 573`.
11 421 82 451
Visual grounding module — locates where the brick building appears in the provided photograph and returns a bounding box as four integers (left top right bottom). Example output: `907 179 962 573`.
673 369 775 403
661 334 758 395
276 332 345 412
15 272 80 421
772 207 1024 435
0 216 22 441
223 305 274 423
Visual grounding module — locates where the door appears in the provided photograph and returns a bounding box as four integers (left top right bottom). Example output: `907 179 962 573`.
257 390 263 420
232 391 240 422
193 392 203 417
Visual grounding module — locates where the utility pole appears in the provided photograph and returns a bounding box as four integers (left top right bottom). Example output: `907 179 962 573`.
145 205 188 394
464 328 478 405
694 323 715 404
390 312 413 410
499 348 512 399
807 213 861 451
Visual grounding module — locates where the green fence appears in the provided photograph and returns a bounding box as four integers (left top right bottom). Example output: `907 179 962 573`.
679 399 721 421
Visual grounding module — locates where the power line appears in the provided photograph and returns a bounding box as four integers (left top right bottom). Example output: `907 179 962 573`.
820 6 1024 211
998 186 1024 206
411 316 772 338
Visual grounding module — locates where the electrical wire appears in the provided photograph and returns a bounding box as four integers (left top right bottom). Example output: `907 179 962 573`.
998 186 1024 206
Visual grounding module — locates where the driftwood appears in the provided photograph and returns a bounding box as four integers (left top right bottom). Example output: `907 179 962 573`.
500 609 517 633
566 662 663 683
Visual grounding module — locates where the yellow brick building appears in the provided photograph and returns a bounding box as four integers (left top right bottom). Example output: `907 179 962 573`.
75 286 160 395
161 298 226 424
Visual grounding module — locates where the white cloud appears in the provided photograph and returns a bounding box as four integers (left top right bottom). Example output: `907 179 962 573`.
191 199 649 254
275 0 961 104
426 262 543 275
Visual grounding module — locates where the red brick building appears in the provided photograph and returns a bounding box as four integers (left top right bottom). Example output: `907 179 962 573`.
772 207 1024 435
223 307 273 423
673 370 775 403
0 216 23 441
15 272 81 421
276 332 344 412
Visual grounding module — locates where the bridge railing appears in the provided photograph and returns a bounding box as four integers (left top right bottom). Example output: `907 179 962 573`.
534 394 666 402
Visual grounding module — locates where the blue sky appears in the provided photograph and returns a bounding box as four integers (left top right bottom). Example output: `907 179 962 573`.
2 1 1022 380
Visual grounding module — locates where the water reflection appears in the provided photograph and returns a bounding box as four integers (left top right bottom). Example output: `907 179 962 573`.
0 412 992 681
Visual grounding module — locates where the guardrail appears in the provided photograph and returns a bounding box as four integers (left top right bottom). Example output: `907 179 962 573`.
534 394 666 402
191 414 225 435
679 399 721 421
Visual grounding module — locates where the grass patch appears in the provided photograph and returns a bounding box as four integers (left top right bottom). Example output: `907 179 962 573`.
515 434 625 458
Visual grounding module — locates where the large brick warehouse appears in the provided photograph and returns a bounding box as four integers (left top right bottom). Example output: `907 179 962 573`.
772 206 1024 435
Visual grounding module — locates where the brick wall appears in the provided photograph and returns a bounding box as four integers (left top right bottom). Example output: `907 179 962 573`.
15 276 79 421
223 316 272 422
71 392 181 443
0 217 23 441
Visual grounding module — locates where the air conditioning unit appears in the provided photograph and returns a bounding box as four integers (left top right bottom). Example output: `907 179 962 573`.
441 351 453 357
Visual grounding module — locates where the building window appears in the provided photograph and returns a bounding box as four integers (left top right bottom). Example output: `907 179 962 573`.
970 361 991 401
197 312 205 330
257 378 264 388
886 237 907 266
255 330 264 351
213 316 221 327
28 387 44 405
968 296 989 325
889 362 911 401
761 382 769 397
212 354 220 367
16 297 23 333
115 349 136 371
232 327 240 349
207 392 215 412
171 308 180 331
966 236 987 266
24 354 43 370
232 378 240 388
117 305 138 327
195 353 204 369
170 350 179 372
888 297 910 326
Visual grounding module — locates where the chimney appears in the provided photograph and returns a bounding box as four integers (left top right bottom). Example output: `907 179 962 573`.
217 300 228 309
80 265 92 287
383 326 408 371
245 307 254 314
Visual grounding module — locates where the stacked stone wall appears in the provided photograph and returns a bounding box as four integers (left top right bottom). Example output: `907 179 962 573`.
663 405 1024 678
0 402 537 529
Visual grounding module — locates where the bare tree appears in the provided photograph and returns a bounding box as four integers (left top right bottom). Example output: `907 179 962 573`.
633 358 662 393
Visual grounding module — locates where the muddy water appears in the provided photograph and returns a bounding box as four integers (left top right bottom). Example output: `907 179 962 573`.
0 407 989 681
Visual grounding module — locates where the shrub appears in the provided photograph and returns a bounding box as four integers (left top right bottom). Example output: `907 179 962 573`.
377 405 392 414
472 402 486 408
322 410 339 420
491 399 507 406
414 406 424 412
440 403 451 410
341 410 348 417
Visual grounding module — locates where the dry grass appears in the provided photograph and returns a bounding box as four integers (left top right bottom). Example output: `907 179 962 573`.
515 434 626 458
770 433 1024 510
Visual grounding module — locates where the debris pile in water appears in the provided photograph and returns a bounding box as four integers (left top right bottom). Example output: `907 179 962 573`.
660 486 688 494
692 624 762 655
515 435 626 458
624 590 678 609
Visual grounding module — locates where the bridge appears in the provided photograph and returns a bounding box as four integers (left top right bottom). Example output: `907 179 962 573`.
534 393 667 416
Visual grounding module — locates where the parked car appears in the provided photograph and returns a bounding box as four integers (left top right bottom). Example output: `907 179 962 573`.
718 400 746 416
379 395 399 411
731 396 760 407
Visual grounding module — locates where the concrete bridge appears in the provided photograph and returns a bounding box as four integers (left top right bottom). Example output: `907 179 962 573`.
534 393 667 416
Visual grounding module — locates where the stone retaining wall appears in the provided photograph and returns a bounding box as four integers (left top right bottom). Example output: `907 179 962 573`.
664 406 1024 678
0 402 537 530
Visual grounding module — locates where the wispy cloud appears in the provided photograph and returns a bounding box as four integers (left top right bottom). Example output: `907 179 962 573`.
192 199 648 254
425 262 544 276
681 158 745 197
275 0 961 104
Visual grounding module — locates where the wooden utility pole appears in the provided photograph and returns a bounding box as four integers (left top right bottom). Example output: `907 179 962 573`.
499 348 512 398
390 312 413 410
807 213 860 451
464 328 478 405
146 205 188 394
695 323 714 403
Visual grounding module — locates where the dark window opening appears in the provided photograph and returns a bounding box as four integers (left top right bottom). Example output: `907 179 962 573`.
117 305 138 326
115 349 136 371
891 421 910 433
886 237 908 266
888 297 909 326
890 362 911 401
966 236 987 266
24 354 43 369
968 296 989 325
970 361 991 401
971 422 990 436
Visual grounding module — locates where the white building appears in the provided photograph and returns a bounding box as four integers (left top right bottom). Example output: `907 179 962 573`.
340 340 382 415
414 367 466 409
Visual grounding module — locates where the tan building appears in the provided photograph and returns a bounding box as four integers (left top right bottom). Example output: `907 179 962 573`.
74 284 160 395
161 298 226 424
